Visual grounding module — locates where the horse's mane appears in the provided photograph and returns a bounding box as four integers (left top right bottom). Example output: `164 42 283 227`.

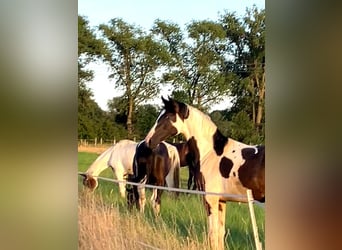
187 105 218 131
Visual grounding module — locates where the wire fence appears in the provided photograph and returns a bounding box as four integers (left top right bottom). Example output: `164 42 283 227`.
78 172 265 208
78 172 264 249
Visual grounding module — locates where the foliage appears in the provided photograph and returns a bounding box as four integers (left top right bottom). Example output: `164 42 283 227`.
133 104 159 139
78 15 106 84
220 6 265 141
152 19 230 110
78 7 265 145
99 18 171 138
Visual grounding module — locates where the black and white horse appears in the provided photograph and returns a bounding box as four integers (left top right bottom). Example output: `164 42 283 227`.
145 97 265 250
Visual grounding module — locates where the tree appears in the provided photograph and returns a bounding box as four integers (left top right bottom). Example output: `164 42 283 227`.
78 83 105 139
78 15 105 84
134 104 159 139
99 19 171 138
152 20 231 110
78 15 114 140
220 6 265 139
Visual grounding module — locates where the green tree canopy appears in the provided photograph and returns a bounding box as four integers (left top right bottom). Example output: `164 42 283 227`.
99 18 171 138
152 20 231 110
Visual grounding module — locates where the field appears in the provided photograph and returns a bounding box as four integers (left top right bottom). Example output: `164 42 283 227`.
78 151 265 249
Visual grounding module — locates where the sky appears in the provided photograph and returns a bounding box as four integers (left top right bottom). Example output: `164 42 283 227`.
78 0 265 111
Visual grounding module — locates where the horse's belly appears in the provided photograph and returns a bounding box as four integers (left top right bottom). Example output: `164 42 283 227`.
201 152 249 202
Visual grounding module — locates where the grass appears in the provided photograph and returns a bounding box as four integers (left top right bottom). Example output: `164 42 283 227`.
78 152 265 249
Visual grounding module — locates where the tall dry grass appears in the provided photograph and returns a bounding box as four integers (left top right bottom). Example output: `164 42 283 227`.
78 191 209 250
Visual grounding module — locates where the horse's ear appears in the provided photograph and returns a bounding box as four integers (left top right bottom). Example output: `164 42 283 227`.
79 173 87 179
162 96 175 113
161 96 168 104
169 98 189 120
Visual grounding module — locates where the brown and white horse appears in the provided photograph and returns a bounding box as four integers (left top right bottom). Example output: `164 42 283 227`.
145 97 265 250
127 140 180 215
79 139 137 198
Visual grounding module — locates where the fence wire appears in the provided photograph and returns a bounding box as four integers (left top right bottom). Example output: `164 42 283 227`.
78 172 264 208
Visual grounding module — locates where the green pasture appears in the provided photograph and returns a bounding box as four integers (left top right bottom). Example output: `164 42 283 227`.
78 152 265 249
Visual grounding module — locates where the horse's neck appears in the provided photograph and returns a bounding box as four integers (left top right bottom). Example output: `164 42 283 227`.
86 146 113 176
183 107 217 159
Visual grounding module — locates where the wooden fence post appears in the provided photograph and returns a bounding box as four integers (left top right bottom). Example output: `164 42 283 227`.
247 189 262 250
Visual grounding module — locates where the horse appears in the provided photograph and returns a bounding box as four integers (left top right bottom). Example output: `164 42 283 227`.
127 140 180 215
171 140 199 190
79 139 137 198
145 97 265 250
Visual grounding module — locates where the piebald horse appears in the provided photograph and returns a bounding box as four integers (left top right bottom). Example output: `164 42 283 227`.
145 97 265 250
127 140 180 215
79 139 137 198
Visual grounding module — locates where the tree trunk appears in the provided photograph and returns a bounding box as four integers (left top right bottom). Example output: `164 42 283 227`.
250 78 256 124
124 51 134 139
256 71 265 128
127 96 134 139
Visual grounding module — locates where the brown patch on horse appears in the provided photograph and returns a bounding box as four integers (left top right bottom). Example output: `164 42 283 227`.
152 142 171 182
133 141 171 185
81 175 97 190
170 138 201 190
218 201 225 212
187 137 202 190
219 157 234 178
172 142 189 166
133 141 152 180
205 200 211 216
212 129 228 156
238 145 265 202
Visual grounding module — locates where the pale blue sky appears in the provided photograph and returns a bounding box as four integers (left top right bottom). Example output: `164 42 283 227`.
78 0 265 111
79 0 265 30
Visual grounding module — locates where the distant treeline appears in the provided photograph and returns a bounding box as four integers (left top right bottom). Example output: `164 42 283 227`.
78 6 265 145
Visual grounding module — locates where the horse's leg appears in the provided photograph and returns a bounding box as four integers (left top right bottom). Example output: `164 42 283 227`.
131 185 140 211
150 188 157 202
137 186 146 213
187 168 193 190
218 200 226 250
153 187 163 216
205 196 219 250
113 165 126 198
195 170 205 191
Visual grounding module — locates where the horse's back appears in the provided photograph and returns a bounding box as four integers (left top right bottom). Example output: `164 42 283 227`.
108 139 137 172
86 145 115 174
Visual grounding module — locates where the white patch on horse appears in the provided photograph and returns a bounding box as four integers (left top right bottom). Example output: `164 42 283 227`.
145 110 165 143
82 139 137 198
254 146 258 154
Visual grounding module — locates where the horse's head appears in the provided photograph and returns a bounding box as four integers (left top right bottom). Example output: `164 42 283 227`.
146 96 189 149
79 173 98 191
